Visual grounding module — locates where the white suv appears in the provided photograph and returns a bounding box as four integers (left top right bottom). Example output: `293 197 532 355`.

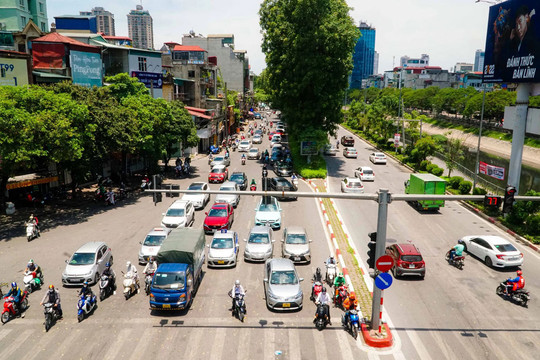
161 200 195 228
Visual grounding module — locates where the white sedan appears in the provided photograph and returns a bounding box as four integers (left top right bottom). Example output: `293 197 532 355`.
238 140 252 152
369 152 387 164
354 166 375 181
181 182 210 210
343 147 358 158
459 235 524 268
340 177 364 193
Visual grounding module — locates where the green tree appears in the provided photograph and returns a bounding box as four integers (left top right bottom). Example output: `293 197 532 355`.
259 0 359 138
444 132 465 177
105 73 149 101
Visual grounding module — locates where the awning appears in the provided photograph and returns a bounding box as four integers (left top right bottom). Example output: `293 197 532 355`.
197 128 211 139
32 71 71 79
174 77 195 86
6 176 59 190
188 110 212 119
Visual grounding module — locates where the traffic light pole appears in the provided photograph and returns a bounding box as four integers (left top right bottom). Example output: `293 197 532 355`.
371 189 390 332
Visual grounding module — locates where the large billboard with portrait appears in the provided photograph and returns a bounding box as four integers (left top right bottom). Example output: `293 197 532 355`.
483 0 539 83
70 50 102 88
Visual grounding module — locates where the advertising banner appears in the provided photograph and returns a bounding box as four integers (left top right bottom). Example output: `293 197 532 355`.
131 71 163 89
483 0 540 83
479 161 506 180
70 50 102 87
0 58 29 86
300 141 318 156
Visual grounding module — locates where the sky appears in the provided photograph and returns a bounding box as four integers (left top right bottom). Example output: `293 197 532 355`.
46 0 494 75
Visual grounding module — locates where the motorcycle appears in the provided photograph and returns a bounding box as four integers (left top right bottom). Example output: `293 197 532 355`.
105 191 115 206
291 175 299 187
23 270 43 294
342 309 360 339
229 292 247 322
325 263 337 285
144 272 154 296
445 250 465 270
314 303 329 330
1 291 28 324
122 271 139 300
242 157 246 165
26 222 39 242
231 143 237 152
311 281 323 302
43 303 60 332
334 285 349 309
77 294 97 322
99 274 115 301
496 281 530 307
141 179 152 190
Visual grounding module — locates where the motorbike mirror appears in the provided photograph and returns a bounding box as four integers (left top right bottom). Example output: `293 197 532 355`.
309 240 313 243
243 239 247 242
187 279 193 287
263 278 268 283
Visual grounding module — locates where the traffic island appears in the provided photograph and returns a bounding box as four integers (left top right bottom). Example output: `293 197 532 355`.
361 322 393 348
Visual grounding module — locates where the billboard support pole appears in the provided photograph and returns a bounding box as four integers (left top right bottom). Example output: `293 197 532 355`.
473 84 487 191
508 83 531 194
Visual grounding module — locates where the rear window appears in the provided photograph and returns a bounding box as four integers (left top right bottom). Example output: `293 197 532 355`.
494 244 517 252
362 169 373 174
349 181 362 188
401 255 423 262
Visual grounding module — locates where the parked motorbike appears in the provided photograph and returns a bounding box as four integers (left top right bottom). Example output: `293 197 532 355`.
23 270 43 294
496 280 530 307
334 285 349 309
122 271 139 300
99 274 115 301
445 250 465 270
43 302 60 332
314 303 329 330
229 292 247 322
26 222 39 242
342 309 360 339
140 179 152 190
144 272 154 296
325 263 337 285
1 291 28 324
77 294 97 322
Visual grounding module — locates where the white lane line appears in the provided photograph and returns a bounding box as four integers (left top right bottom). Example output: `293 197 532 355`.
367 350 380 360
237 326 251 360
312 328 328 360
335 329 355 360
130 327 154 360
263 327 275 360
49 327 80 359
0 329 32 359
288 328 301 360
429 330 458 360
0 329 12 343
25 327 59 360
210 327 226 359
405 330 433 360
102 328 132 360
185 327 205 359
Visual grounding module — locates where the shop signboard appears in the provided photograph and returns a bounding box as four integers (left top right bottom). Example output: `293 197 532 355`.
70 50 102 87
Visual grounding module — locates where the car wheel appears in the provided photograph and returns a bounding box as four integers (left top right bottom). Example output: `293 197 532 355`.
485 257 493 268
94 273 100 285
392 266 399 278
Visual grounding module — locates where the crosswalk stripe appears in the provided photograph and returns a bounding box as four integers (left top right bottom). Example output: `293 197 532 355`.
429 330 458 360
130 327 155 360
184 327 205 359
49 327 81 359
102 328 133 360
312 328 328 360
405 330 433 360
0 329 32 360
335 328 355 360
25 326 61 360
263 326 275 360
209 327 226 359
288 328 301 360
237 325 251 360
0 329 12 343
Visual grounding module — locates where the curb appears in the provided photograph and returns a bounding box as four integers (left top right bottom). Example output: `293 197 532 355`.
361 323 393 348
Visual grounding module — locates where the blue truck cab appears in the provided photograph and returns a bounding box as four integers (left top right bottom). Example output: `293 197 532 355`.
150 228 205 311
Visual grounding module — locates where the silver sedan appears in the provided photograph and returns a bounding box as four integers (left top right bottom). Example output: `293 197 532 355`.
210 156 230 167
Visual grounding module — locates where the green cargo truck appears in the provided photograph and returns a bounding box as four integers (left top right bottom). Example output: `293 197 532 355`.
404 173 446 211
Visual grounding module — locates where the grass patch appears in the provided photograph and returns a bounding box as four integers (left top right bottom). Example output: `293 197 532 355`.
288 136 327 179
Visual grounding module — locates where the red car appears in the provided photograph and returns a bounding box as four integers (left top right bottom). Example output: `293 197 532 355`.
208 165 228 183
268 132 277 140
204 203 234 234
385 243 426 279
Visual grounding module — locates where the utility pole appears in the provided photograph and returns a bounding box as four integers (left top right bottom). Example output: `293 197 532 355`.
508 83 531 194
473 83 486 191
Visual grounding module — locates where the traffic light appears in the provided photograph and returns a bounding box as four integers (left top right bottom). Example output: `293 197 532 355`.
502 186 516 213
367 232 377 269
483 195 501 208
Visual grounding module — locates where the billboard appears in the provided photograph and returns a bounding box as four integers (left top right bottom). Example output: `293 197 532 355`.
479 161 505 181
0 58 29 86
70 50 102 88
131 71 163 89
483 0 540 83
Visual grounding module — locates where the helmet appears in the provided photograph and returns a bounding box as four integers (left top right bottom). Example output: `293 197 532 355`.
329 255 334 259
126 261 131 267
517 270 523 276
105 262 110 267
235 280 240 286
83 281 88 286
349 292 356 300
49 285 55 291
28 259 34 264
339 272 343 277
11 282 16 289
322 287 327 293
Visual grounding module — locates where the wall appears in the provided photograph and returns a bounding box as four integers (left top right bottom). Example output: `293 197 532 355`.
128 50 162 98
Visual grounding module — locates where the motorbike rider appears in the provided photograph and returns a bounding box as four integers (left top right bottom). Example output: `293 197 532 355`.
333 272 347 299
78 281 95 304
325 255 336 266
3 282 22 314
144 257 158 275
311 267 323 298
229 279 246 311
106 188 115 205
342 292 359 327
241 154 246 163
28 214 40 234
315 287 332 325
125 261 140 290
449 241 465 261
102 262 116 290
25 259 42 279
505 270 525 295
40 285 62 318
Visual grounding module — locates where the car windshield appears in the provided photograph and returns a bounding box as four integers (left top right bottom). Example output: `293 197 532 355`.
188 184 204 190
230 174 244 181
240 141 250 145
166 208 185 217
249 149 258 153
211 168 224 174
208 208 227 217
348 181 362 188
212 237 233 249
286 234 307 244
249 233 270 244
278 164 292 169
69 252 95 265
275 180 291 187
348 148 357 152
401 255 422 262
143 235 166 246
494 243 517 252
375 153 385 157
258 202 278 212
270 270 298 285
153 272 185 289
220 186 235 191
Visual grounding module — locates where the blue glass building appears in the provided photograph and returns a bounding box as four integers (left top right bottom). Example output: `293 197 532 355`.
350 22 376 89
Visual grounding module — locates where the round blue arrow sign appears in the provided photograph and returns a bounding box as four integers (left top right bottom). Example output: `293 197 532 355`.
375 272 393 290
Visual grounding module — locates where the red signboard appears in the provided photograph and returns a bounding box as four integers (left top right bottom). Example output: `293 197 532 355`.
376 255 394 272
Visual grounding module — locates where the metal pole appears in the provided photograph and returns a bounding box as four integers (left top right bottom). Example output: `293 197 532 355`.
508 83 531 194
473 84 486 191
399 69 405 149
371 189 389 332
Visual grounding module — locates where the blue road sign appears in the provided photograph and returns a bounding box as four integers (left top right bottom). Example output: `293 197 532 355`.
375 272 393 290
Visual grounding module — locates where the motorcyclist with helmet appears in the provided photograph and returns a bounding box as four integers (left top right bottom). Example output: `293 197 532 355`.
342 292 358 327
25 259 43 280
449 241 465 261
144 257 158 275
40 285 62 318
3 282 22 314
78 281 95 304
333 272 347 301
229 279 246 312
315 287 332 325
505 270 525 295
125 261 140 291
102 262 116 290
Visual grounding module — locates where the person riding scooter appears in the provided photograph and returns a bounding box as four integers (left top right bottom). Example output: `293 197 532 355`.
229 280 246 312
102 262 116 290
125 261 140 291
315 287 332 325
505 270 525 296
241 154 246 165
78 281 95 304
25 259 42 280
3 282 22 314
40 285 62 318
342 292 358 328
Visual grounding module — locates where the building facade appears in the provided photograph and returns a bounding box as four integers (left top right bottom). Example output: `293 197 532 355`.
454 62 474 73
0 49 32 85
80 7 115 36
400 54 429 68
0 0 48 32
350 21 376 89
54 15 97 34
127 5 153 50
384 66 451 89
474 49 484 72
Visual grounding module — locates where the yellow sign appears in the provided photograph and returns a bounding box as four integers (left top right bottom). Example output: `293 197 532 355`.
6 176 58 190
0 58 29 86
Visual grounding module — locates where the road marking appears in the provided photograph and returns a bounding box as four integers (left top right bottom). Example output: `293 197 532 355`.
429 329 458 360
0 329 12 343
102 328 132 360
237 326 251 360
335 329 355 360
263 326 275 360
405 330 433 360
210 327 226 359
288 328 301 360
312 328 328 360
49 327 81 359
184 327 204 359
0 329 32 359
130 327 155 360
25 326 60 360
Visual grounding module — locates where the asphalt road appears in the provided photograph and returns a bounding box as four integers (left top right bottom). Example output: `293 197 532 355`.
0 115 364 360
329 126 540 359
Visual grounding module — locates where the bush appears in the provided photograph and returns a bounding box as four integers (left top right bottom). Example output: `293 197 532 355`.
449 176 464 189
526 215 540 236
419 160 430 171
458 180 472 194
431 166 444 176
472 187 487 195
426 163 436 173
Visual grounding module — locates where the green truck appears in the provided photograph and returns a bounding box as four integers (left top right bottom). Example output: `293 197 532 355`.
404 173 446 211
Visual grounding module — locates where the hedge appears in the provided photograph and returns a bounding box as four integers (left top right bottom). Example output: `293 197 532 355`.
459 180 473 194
449 176 464 189
431 166 444 176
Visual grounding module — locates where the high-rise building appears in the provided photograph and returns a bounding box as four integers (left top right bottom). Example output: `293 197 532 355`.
127 5 153 50
80 7 115 36
373 51 379 75
474 49 484 72
400 54 429 68
0 0 48 32
350 21 376 89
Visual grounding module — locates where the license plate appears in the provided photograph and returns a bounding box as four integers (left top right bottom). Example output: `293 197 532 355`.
217 260 225 264
294 257 301 261
409 264 415 269
282 303 290 308
162 304 170 309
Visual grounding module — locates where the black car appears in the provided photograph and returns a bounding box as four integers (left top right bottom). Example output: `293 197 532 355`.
274 162 293 177
270 150 285 164
341 135 355 147
268 177 297 200
229 172 248 190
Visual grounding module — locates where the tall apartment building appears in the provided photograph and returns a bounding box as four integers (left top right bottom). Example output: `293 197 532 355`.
0 0 48 32
474 49 484 72
350 21 376 89
127 5 153 50
400 54 429 67
373 51 379 76
454 62 474 73
80 7 115 36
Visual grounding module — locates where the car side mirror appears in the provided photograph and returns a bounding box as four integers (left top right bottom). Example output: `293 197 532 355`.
187 279 192 287
272 239 275 243
139 241 142 245
206 244 210 248
309 240 313 243
243 239 247 242
65 259 68 263
205 212 208 216
279 209 282 212
263 278 268 283
299 278 304 282
281 239 284 242
162 213 165 216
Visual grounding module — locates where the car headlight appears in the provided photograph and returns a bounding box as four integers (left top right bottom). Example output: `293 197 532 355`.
267 288 278 299
265 248 272 254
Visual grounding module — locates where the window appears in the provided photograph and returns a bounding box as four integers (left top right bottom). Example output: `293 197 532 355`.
19 0 24 8
138 57 147 71
41 22 46 32
39 2 44 13
188 70 195 78
21 16 27 26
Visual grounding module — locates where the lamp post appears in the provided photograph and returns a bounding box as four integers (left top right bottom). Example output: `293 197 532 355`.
473 83 486 192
